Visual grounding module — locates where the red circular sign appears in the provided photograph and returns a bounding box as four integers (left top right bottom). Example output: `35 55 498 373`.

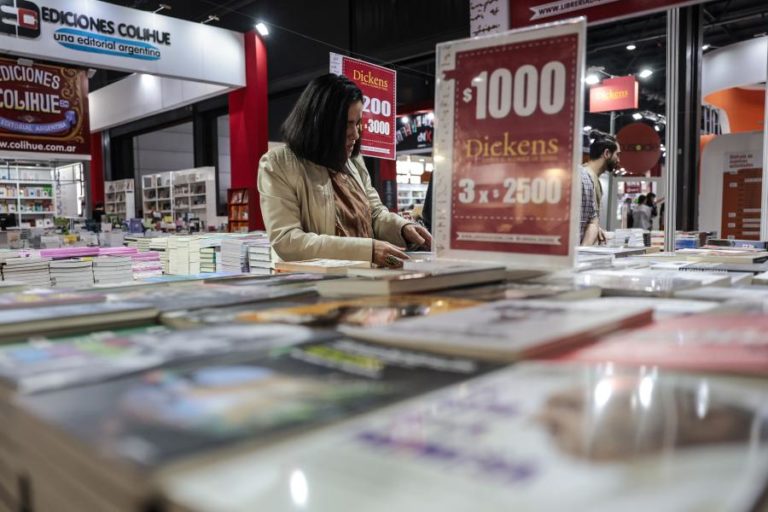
616 122 661 176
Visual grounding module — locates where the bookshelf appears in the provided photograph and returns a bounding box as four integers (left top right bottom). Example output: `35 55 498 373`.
171 167 217 229
227 187 256 233
142 168 218 230
104 179 136 222
0 165 57 227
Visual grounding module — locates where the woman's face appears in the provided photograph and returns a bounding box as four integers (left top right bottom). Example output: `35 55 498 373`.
346 100 363 158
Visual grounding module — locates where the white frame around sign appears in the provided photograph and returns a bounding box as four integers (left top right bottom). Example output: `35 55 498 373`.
432 17 586 270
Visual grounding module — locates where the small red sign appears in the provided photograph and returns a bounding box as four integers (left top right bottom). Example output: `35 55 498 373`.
0 57 90 157
589 76 638 113
330 53 396 160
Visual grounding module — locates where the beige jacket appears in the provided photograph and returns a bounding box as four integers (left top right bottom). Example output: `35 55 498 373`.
258 146 410 262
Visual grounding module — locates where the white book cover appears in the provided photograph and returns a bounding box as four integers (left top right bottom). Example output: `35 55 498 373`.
342 299 652 361
161 363 768 512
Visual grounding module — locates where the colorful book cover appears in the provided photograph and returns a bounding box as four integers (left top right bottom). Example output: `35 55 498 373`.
0 290 105 309
18 337 496 469
0 324 316 394
160 363 768 512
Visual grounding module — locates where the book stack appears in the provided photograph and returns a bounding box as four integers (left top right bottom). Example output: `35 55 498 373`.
149 238 170 274
198 237 222 274
49 259 94 289
1 258 51 288
220 234 269 274
92 257 134 286
168 237 202 275
130 252 163 280
247 239 272 275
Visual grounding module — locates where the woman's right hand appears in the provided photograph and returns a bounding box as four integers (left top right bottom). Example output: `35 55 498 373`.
372 240 409 268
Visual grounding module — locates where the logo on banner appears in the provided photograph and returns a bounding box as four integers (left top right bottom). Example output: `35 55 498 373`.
0 0 40 39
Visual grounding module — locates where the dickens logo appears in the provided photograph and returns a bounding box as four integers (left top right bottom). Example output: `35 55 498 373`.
0 0 40 39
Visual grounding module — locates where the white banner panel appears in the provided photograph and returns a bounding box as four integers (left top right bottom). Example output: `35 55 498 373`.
0 0 245 87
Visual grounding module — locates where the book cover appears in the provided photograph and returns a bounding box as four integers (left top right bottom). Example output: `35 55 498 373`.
0 290 105 309
160 363 768 512
234 295 480 328
274 259 371 274
107 284 314 313
317 265 508 297
563 314 768 375
342 299 653 361
0 324 316 394
17 337 496 470
436 282 602 302
0 302 158 343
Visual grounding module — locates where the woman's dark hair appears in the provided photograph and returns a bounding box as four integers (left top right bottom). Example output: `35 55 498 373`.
588 129 619 160
282 73 364 171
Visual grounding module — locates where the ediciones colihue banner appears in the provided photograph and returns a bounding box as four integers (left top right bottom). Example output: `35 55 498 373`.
0 57 90 157
433 18 585 268
330 53 396 160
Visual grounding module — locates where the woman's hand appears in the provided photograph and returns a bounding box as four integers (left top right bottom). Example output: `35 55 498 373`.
402 224 433 250
373 240 409 268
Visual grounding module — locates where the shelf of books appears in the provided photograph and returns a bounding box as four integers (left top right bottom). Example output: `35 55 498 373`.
171 167 218 229
227 187 256 233
104 179 136 222
0 165 57 227
142 168 218 229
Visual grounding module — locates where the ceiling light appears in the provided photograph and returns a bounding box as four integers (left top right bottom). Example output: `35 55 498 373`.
255 22 269 36
201 14 219 24
153 3 171 14
638 68 653 79
400 116 409 124
585 74 600 85
654 125 660 131
702 44 711 51
626 44 636 51
583 125 592 132
632 112 643 120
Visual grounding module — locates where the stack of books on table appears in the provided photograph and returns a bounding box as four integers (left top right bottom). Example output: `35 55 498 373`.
129 252 163 280
198 238 222 273
149 238 170 274
1 258 51 288
221 234 269 273
168 237 202 275
49 259 94 289
247 239 272 275
92 257 134 286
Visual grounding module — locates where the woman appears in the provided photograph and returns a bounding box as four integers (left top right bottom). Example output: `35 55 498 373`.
258 74 432 267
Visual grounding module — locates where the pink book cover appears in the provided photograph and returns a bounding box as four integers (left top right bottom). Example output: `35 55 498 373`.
563 315 768 375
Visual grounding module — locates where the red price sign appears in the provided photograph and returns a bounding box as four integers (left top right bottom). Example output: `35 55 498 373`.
433 18 585 268
330 53 396 160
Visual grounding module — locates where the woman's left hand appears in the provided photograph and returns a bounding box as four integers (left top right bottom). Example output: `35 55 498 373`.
402 224 433 250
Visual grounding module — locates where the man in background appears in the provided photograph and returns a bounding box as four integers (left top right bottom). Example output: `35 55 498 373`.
580 130 621 245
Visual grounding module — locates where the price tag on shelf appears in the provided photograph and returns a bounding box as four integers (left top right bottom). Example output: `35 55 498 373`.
432 17 586 268
330 53 396 160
